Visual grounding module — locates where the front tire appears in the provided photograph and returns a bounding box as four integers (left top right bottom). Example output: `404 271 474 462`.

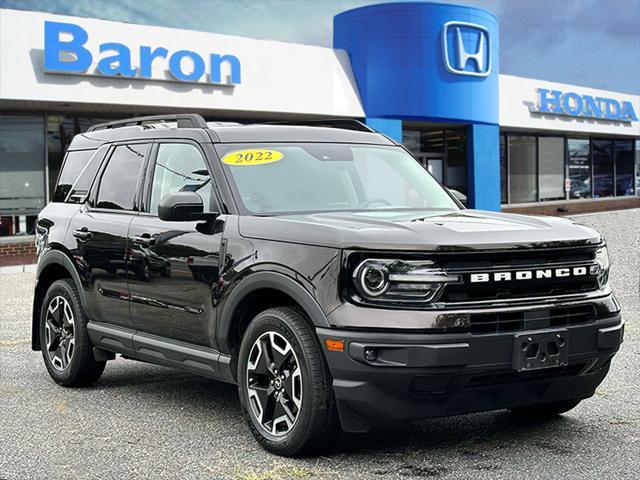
510 399 582 419
237 307 340 456
40 279 106 387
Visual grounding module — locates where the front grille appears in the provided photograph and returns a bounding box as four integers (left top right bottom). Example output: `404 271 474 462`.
469 305 596 334
442 278 599 303
436 246 600 303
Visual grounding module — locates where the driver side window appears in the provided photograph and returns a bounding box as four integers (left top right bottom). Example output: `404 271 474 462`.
150 143 212 215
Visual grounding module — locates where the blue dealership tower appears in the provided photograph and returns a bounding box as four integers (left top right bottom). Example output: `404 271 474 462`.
334 2 500 210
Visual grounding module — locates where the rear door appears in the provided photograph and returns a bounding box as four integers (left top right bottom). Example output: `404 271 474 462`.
67 142 149 329
127 141 225 347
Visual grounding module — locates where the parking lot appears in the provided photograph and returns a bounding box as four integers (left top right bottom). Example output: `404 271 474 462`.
1 209 639 480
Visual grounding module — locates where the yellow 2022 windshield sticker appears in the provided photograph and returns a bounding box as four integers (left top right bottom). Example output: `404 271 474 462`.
222 149 284 166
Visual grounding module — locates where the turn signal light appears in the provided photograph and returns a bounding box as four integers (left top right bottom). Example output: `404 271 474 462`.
324 339 344 352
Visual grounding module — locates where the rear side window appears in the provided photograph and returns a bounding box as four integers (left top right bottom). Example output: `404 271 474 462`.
95 144 148 211
52 150 96 202
66 146 108 203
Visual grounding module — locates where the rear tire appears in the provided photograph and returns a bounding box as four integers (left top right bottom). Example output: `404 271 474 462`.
40 279 106 387
510 399 582 419
237 307 340 456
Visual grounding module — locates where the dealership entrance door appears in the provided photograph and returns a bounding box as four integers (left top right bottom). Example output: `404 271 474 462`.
415 154 444 183
402 123 467 195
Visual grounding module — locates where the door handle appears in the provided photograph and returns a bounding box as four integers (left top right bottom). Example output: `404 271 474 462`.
132 234 155 247
73 227 93 241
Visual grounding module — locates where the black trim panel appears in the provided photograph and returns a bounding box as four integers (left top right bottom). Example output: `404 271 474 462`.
87 321 235 383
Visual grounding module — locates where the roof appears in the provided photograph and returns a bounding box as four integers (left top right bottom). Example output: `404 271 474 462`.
68 115 395 150
209 124 394 145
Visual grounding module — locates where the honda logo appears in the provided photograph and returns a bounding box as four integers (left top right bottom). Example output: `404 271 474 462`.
442 21 491 77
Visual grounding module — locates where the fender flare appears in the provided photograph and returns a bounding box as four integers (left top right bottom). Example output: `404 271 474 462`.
217 271 331 353
32 249 89 349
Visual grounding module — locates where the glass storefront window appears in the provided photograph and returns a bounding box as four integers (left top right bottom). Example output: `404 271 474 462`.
592 139 614 198
0 113 46 216
538 137 565 201
402 124 467 195
508 135 537 203
614 140 634 196
420 130 445 154
47 115 77 199
568 139 591 199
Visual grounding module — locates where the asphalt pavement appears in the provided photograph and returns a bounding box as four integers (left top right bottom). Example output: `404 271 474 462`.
1 209 639 479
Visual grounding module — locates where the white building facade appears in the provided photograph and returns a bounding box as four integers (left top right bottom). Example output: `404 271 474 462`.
0 6 638 239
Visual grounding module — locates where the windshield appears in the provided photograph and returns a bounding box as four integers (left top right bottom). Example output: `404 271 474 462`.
215 143 460 214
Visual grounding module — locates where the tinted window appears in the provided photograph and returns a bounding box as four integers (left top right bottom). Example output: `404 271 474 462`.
96 144 147 210
68 146 108 202
592 139 613 198
52 150 96 202
150 143 212 214
614 140 634 196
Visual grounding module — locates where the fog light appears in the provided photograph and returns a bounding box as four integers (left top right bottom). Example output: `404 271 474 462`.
364 349 377 361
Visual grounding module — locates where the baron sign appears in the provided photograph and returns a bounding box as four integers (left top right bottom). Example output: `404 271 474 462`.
43 21 241 86
531 88 637 123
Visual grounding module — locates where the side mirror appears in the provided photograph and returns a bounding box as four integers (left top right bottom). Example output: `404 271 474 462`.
158 191 218 222
448 188 467 207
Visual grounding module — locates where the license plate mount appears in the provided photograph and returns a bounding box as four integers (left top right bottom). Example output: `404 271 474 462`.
512 329 569 372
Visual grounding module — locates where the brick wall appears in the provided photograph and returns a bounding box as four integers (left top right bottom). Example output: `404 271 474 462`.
0 237 37 267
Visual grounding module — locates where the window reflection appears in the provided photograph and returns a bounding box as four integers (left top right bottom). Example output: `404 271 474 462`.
592 139 614 198
614 140 634 196
568 139 591 199
508 136 537 203
0 114 46 215
538 137 565 201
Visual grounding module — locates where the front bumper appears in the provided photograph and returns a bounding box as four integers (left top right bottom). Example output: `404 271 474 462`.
317 312 623 432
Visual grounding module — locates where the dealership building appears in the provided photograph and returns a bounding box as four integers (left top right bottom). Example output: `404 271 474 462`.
0 3 639 259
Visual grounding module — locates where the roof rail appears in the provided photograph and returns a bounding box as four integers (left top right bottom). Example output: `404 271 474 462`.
265 119 375 133
87 114 208 132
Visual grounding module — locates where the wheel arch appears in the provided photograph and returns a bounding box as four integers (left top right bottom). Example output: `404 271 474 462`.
218 271 331 359
32 249 87 351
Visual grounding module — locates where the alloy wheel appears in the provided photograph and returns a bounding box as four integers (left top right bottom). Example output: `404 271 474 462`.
44 296 76 371
246 331 303 436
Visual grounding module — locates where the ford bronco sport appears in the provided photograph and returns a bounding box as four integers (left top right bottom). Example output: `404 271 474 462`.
32 114 624 456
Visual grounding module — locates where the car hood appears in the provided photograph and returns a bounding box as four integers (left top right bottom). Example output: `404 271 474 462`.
237 209 602 251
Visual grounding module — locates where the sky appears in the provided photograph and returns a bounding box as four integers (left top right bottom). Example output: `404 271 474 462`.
1 0 638 94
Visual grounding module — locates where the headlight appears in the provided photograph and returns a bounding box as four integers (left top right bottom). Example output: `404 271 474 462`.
352 258 461 305
593 246 610 288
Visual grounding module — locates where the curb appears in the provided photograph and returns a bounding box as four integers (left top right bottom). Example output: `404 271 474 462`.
0 264 37 275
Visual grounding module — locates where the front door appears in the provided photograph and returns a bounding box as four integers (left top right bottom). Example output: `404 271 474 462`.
67 143 149 329
127 142 224 348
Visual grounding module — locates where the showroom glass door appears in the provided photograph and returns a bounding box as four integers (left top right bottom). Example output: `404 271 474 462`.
416 155 444 183
592 139 614 198
568 139 591 199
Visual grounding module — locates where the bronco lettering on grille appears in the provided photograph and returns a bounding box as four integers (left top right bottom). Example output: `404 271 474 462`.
469 266 593 283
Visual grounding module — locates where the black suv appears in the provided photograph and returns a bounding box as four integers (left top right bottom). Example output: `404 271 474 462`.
33 114 623 456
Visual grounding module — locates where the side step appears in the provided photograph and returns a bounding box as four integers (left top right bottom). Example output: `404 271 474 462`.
87 321 235 384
